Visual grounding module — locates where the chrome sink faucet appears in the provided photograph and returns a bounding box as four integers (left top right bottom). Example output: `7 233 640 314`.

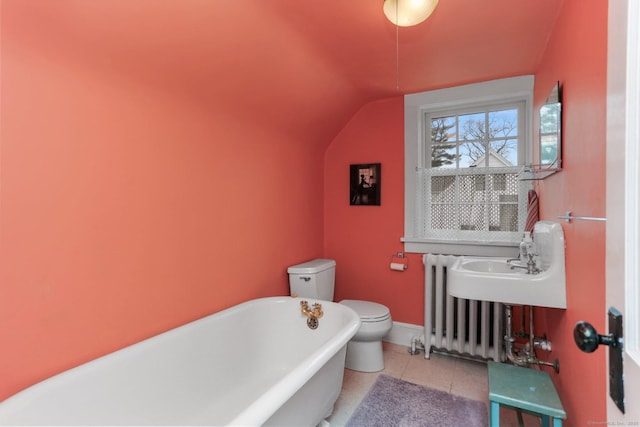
509 252 540 274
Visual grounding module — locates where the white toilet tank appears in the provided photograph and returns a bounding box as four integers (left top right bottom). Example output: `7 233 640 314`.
287 259 336 301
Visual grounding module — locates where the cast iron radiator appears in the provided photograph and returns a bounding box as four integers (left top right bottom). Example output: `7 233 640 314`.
423 254 504 362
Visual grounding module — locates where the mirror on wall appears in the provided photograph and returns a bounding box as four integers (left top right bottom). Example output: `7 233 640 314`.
539 81 562 169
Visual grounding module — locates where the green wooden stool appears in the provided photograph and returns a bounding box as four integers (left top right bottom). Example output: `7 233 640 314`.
488 362 566 427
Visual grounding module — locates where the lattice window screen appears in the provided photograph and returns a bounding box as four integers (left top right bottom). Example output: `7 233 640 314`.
419 167 525 241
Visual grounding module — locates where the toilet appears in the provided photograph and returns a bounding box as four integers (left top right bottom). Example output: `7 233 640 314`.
287 258 393 372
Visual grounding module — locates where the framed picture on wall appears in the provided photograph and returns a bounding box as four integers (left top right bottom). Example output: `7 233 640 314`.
350 163 381 206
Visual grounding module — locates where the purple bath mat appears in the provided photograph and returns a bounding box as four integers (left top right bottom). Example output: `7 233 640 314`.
345 374 487 427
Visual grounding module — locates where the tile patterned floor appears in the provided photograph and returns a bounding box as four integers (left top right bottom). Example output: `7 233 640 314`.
327 342 541 426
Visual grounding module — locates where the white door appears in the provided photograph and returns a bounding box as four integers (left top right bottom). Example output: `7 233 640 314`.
606 0 640 422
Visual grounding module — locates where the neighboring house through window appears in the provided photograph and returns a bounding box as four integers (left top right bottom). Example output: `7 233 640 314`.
403 76 534 256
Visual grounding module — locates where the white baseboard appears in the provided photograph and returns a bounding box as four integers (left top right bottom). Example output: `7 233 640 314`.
383 321 424 347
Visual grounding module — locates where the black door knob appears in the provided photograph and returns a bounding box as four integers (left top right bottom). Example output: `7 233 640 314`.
573 321 618 353
574 309 625 414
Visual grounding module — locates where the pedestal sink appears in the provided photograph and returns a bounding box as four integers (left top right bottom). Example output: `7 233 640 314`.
448 221 567 308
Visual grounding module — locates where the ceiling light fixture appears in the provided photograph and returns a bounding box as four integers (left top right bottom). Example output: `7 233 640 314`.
383 0 439 27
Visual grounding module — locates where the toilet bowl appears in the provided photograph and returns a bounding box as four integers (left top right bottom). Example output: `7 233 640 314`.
339 300 393 372
287 259 393 373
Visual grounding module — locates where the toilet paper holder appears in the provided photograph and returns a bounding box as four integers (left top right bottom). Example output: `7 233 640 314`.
390 252 408 271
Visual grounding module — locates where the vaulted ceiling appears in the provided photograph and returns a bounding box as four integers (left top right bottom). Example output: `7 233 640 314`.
4 0 565 143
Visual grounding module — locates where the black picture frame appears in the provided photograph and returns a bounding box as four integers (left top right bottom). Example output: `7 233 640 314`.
350 163 381 206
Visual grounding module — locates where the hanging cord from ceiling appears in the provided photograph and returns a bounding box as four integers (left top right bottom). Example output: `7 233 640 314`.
395 1 400 90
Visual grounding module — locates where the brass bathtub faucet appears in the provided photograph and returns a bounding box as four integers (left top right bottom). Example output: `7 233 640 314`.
300 300 323 319
300 300 323 330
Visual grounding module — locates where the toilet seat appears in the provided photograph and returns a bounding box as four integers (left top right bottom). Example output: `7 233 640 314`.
340 300 391 322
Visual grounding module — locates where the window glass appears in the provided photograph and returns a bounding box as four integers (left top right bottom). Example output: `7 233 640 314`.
425 105 523 235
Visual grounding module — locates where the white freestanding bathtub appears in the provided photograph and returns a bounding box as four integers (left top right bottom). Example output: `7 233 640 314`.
0 297 360 426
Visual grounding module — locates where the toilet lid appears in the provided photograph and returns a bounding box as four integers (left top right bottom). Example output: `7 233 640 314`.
340 300 391 321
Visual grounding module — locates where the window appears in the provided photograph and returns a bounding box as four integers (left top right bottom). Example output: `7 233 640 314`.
403 76 533 255
426 104 523 235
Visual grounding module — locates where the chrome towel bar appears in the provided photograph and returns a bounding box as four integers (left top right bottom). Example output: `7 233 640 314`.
557 211 606 223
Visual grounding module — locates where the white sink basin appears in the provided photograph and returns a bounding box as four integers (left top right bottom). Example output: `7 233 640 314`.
458 259 514 274
447 222 567 309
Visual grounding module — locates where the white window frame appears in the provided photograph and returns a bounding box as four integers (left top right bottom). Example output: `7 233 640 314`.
403 76 534 256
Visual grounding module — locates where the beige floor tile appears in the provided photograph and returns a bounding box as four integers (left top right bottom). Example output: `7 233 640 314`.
450 357 489 401
380 345 410 378
401 351 457 392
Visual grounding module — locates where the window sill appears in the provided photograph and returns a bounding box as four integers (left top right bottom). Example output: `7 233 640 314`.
401 237 519 257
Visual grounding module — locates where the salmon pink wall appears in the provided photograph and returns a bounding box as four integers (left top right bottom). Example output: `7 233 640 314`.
324 97 426 324
532 0 608 424
0 3 340 400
